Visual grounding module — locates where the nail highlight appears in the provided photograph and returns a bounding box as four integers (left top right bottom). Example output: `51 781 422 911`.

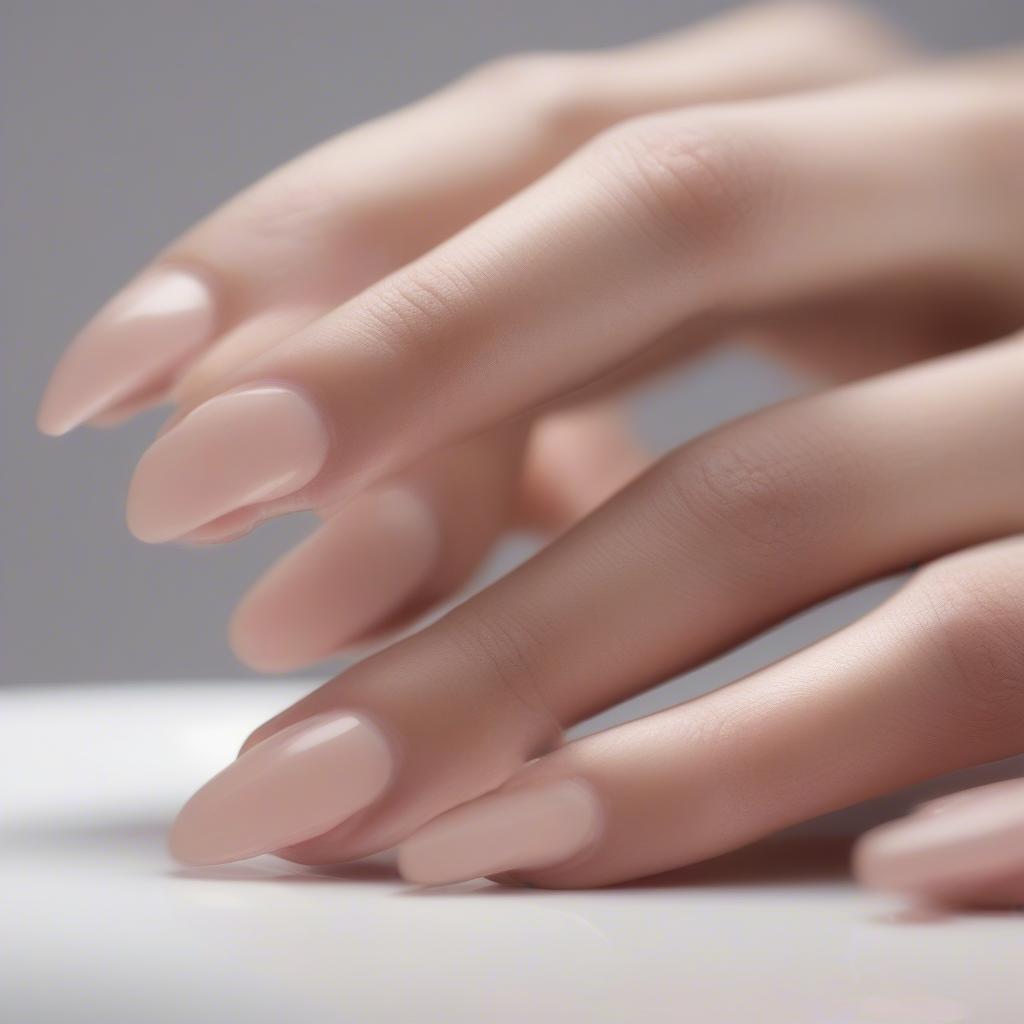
126 385 329 542
37 268 214 436
398 779 601 886
231 487 440 671
170 711 393 865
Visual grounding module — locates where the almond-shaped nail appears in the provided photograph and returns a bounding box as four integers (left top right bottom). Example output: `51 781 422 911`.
231 487 440 672
170 711 393 865
398 779 601 886
37 268 215 436
855 780 1024 895
126 385 329 542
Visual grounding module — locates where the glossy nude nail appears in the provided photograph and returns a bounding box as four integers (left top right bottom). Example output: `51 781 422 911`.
855 780 1024 896
126 385 328 542
231 487 440 672
398 779 601 886
170 711 393 865
37 268 214 436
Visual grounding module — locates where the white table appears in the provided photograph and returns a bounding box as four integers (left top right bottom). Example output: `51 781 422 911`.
2 682 1020 1023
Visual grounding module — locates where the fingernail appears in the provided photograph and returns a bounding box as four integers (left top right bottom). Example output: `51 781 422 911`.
37 268 214 436
231 487 440 672
126 385 329 542
169 711 393 865
397 779 601 886
855 782 1024 895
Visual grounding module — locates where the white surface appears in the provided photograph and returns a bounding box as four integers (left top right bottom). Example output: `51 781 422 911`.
2 682 1021 1023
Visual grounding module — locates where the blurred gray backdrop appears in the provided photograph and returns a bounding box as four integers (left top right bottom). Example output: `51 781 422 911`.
4 0 1023 712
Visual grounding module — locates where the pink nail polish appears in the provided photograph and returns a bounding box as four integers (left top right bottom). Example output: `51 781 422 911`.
169 711 393 865
126 385 329 542
397 779 601 886
37 268 214 436
855 779 1024 896
231 487 440 671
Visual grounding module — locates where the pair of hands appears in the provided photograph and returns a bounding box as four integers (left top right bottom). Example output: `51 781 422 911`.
39 2 1024 904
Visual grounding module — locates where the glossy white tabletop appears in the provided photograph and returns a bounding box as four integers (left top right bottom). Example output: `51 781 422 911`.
2 682 1020 1023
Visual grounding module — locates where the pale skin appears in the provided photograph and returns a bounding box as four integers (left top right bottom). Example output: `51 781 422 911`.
39 3 1024 905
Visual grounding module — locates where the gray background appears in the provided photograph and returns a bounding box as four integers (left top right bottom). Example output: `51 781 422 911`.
4 1 1022 713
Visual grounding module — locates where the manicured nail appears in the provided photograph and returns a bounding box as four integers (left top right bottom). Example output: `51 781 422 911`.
37 268 214 436
397 779 601 886
169 711 393 865
126 385 329 542
231 487 440 672
855 781 1024 895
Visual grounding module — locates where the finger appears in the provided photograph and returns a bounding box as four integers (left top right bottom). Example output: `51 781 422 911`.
36 3 905 438
168 331 1024 866
276 330 1024 867
748 277 1023 384
854 779 1024 908
229 427 526 672
229 400 647 671
84 309 317 429
515 401 652 533
133 58 1022 543
397 539 1024 888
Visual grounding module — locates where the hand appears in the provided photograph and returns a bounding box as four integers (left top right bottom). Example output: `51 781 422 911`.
38 1 909 671
39 3 1024 905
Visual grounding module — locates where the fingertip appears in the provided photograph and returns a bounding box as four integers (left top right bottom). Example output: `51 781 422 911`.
854 780 1024 904
36 405 75 438
396 778 602 887
232 486 441 673
38 268 216 439
125 385 329 543
169 711 395 866
228 594 322 675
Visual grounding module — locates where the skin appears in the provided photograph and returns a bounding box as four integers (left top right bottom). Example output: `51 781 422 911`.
38 3 1024 905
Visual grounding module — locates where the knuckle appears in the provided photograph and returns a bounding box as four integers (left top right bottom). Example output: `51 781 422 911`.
908 544 1024 735
582 112 775 252
650 422 840 574
353 258 481 359
440 601 558 728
